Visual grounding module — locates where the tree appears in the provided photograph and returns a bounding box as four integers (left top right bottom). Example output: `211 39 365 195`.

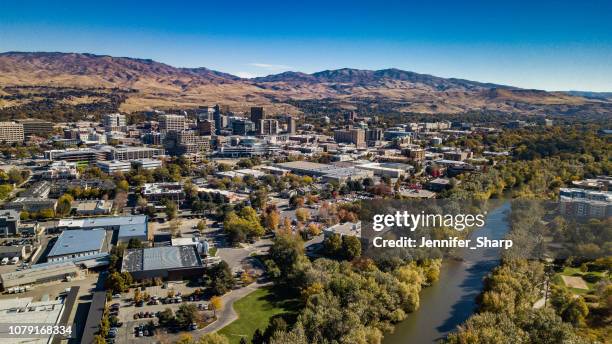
295 208 310 223
252 329 264 344
127 238 143 249
116 180 129 192
209 261 235 295
210 295 222 316
56 194 74 216
157 308 175 327
264 209 281 232
176 334 194 344
223 207 264 243
268 233 306 281
289 195 305 209
197 333 229 344
176 303 199 327
323 233 342 257
136 196 148 212
341 235 362 260
306 223 321 237
169 219 182 237
197 220 207 234
164 200 178 220
7 168 25 185
114 191 128 214
104 271 130 293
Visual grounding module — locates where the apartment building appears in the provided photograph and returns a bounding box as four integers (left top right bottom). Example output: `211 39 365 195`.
159 114 186 133
0 122 24 143
334 128 366 147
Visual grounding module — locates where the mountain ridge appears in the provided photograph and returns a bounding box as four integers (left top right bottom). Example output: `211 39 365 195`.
0 51 610 117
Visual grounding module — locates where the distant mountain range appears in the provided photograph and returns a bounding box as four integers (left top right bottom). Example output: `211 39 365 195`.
1 51 611 117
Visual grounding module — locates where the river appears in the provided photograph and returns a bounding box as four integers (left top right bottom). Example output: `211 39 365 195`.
383 201 511 344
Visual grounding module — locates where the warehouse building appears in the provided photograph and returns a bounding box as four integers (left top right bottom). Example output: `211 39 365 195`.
0 261 80 290
56 215 148 243
121 245 205 280
47 229 107 262
275 161 373 183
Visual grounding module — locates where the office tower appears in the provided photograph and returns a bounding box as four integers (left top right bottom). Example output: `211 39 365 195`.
102 113 127 132
159 114 186 133
287 116 297 134
259 119 279 135
17 119 54 137
0 122 25 143
198 119 215 136
344 111 356 123
334 128 365 147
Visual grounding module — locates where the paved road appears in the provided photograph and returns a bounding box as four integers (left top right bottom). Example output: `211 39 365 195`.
200 280 271 334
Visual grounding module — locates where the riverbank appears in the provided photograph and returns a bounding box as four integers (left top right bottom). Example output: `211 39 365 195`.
383 201 511 343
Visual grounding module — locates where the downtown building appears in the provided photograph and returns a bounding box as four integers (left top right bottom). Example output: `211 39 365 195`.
0 122 24 143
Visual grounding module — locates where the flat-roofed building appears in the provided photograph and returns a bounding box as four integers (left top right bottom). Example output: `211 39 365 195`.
0 210 20 236
47 229 106 262
159 114 186 133
96 160 131 173
142 182 185 204
0 296 71 343
109 146 164 160
258 119 279 135
121 245 205 280
74 200 113 216
334 128 366 147
17 118 54 137
4 197 57 213
275 161 373 183
0 261 80 290
41 161 79 180
57 215 148 243
103 113 127 132
0 122 24 143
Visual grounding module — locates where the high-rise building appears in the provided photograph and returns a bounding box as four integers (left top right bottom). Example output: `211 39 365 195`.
366 128 383 142
259 119 279 135
197 107 215 121
344 111 356 123
334 128 365 147
103 113 127 132
232 119 255 136
251 107 265 131
17 119 54 137
198 119 215 136
213 105 230 133
0 122 24 143
159 114 186 133
287 116 297 134
164 130 210 155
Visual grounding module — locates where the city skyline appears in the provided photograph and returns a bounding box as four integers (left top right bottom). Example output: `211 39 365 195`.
1 0 612 91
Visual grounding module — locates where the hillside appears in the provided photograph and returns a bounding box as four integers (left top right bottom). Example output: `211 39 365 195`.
0 51 611 119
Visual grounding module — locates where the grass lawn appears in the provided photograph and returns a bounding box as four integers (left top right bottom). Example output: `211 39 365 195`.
218 286 299 344
554 266 609 294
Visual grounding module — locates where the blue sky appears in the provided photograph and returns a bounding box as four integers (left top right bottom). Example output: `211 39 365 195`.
1 0 611 91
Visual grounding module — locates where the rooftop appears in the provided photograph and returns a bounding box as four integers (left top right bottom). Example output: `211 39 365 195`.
47 229 106 257
122 245 203 273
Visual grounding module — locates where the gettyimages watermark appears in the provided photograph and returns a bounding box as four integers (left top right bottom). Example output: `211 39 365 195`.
353 199 610 262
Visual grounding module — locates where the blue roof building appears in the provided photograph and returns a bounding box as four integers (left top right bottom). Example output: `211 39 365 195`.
47 229 106 262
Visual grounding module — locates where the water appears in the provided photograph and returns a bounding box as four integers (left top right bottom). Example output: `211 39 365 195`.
383 201 511 344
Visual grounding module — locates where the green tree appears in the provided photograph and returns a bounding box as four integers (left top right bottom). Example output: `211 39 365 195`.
323 233 342 257
341 235 362 260
56 194 74 216
197 333 229 344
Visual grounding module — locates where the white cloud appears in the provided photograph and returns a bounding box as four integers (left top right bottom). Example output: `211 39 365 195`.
234 71 258 79
249 62 292 70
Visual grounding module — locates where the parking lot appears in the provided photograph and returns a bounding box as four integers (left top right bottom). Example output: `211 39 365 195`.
111 282 215 344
